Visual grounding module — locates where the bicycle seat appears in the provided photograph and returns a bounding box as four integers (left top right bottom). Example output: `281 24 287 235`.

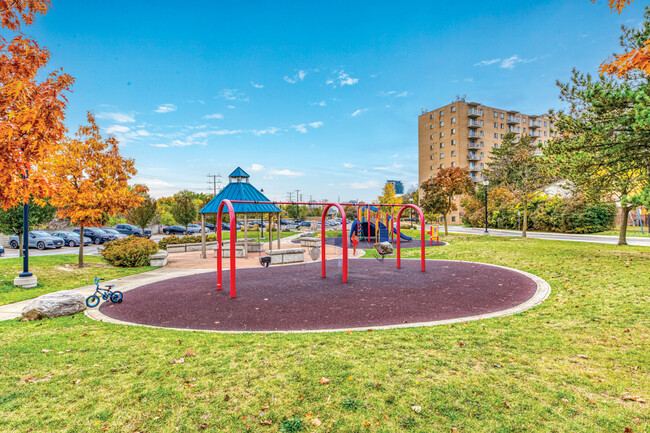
105 284 115 288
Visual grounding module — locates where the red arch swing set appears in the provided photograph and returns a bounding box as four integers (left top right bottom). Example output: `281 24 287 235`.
214 200 426 298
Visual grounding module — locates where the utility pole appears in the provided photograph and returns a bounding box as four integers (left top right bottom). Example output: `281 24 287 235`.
207 173 222 196
287 192 293 202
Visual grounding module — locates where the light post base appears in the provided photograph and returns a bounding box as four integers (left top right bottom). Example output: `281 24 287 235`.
14 274 37 288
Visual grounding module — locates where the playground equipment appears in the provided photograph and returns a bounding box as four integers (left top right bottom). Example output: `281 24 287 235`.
213 200 425 298
430 225 439 245
349 205 413 244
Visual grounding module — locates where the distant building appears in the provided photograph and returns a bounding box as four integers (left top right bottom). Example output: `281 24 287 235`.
386 180 404 196
418 100 557 223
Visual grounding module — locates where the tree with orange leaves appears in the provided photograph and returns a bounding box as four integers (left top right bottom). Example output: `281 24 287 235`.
0 0 74 209
48 113 144 268
420 167 474 235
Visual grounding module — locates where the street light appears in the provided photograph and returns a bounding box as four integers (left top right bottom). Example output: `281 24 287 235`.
483 179 489 234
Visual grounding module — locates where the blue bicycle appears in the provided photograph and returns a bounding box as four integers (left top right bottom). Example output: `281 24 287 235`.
86 278 123 308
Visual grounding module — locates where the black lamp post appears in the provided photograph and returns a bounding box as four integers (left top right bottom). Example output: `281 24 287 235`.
19 199 31 277
409 198 413 229
483 179 489 234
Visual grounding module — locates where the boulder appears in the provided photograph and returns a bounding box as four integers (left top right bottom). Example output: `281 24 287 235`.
300 232 315 238
22 290 86 320
373 242 394 256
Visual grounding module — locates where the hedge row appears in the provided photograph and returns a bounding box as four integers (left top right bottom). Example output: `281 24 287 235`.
101 236 158 267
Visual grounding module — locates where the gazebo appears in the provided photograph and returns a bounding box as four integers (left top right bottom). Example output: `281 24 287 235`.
198 167 282 259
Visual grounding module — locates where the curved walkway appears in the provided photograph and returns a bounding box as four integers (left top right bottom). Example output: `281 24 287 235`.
92 259 550 333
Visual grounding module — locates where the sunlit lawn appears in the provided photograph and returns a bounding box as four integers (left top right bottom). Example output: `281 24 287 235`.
0 235 648 432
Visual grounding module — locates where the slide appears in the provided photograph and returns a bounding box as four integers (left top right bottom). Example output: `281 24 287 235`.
350 220 411 242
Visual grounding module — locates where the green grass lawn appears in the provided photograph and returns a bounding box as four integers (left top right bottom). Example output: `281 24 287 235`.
0 236 648 432
592 226 650 238
0 255 156 306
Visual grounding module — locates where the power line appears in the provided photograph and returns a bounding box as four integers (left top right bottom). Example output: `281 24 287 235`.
207 173 223 196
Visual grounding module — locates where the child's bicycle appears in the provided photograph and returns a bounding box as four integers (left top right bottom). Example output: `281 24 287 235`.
86 278 123 308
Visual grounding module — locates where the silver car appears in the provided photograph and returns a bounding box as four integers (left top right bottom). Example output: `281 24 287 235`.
9 231 64 250
51 231 93 247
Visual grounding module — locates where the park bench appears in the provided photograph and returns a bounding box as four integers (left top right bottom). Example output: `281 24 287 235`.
264 248 306 265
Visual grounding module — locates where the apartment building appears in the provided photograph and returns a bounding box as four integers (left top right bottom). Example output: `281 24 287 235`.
418 100 556 223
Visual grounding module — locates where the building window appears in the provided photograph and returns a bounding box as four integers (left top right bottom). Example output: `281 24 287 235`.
440 110 444 116
500 113 504 118
451 117 456 124
494 112 498 118
480 152 484 158
544 131 547 136
451 128 456 134
430 114 433 119
471 172 475 178
480 109 484 115
439 132 444 138
479 131 483 137
440 164 444 169
451 216 456 222
500 124 504 129
430 125 433 129
523 117 527 122
494 143 498 148
494 133 498 138
451 161 456 167
430 135 433 139
440 142 444 148
440 153 444 159
430 145 434 150
544 121 548 126
451 139 456 145
451 150 456 156
494 122 498 128
523 128 526 133
440 121 444 127
451 106 456 112
430 155 434 160
430 165 434 170
480 163 484 168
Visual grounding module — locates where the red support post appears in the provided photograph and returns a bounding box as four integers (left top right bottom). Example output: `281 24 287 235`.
321 203 348 283
216 199 238 298
396 204 426 272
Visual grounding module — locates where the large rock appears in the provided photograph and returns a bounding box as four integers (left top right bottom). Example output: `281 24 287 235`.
22 290 86 320
373 242 394 256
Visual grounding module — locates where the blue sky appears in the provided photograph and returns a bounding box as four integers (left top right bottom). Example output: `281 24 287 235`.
27 0 647 200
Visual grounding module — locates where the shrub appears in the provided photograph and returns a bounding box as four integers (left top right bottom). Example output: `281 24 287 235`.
101 236 158 267
158 234 218 250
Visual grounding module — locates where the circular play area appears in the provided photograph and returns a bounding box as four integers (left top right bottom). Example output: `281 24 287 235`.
97 259 550 332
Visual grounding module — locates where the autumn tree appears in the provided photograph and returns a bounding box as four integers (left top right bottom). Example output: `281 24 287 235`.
377 183 402 205
420 167 474 235
127 189 158 232
0 198 56 255
48 113 144 267
0 0 74 208
484 134 551 238
170 190 198 232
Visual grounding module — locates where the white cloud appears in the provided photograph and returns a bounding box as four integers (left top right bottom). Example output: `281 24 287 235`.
227 105 235 109
351 108 368 117
500 55 521 69
343 163 355 168
251 81 264 88
373 163 403 170
327 70 359 88
390 153 398 159
313 101 327 106
268 169 305 176
155 104 177 113
350 180 379 189
284 70 307 84
97 112 135 123
217 89 248 101
170 140 192 147
474 58 501 66
309 121 323 128
150 143 169 148
253 127 281 136
106 125 131 134
378 90 410 98
464 77 474 82
292 124 308 133
249 163 265 172
203 113 224 119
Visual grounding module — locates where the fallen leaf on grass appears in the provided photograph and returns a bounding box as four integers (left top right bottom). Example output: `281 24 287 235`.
411 405 422 413
622 395 646 403
451 428 459 433
183 349 196 357
260 420 272 425
24 377 36 383
199 423 207 429
576 354 589 359
184 378 197 383
503 401 511 409
319 377 330 385
41 349 52 353
170 358 185 364
311 418 321 426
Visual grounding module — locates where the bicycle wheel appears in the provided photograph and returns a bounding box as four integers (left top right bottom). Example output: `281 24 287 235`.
110 291 123 303
86 295 100 308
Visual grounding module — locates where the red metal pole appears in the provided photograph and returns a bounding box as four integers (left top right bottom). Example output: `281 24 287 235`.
216 199 237 297
396 204 426 272
321 203 348 283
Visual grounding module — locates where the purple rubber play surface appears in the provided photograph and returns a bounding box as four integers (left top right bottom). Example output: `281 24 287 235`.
99 259 539 332
292 237 446 249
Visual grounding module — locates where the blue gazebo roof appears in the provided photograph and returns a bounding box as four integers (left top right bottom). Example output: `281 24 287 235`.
199 167 281 214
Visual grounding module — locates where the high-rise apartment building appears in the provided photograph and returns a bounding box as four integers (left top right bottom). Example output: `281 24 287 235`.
418 100 556 223
386 180 404 196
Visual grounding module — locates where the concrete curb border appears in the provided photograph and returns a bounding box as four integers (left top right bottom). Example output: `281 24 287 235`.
86 259 551 334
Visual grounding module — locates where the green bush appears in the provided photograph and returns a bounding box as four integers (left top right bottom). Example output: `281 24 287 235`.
101 236 158 267
158 234 218 250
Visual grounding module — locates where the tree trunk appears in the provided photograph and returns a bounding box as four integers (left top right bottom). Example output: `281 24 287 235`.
442 214 448 236
18 232 23 258
79 226 85 268
618 206 630 246
522 197 527 238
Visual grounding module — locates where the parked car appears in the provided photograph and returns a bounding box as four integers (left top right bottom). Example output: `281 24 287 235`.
9 231 64 250
298 221 312 228
102 228 128 240
72 227 114 244
51 231 92 247
163 225 199 235
187 224 208 233
112 223 151 238
205 223 215 231
0 244 4 256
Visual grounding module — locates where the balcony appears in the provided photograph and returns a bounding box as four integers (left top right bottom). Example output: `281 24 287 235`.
469 165 481 172
468 141 482 150
468 131 481 139
508 126 521 134
467 154 482 161
468 119 483 128
529 120 542 128
507 116 520 124
468 108 482 117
